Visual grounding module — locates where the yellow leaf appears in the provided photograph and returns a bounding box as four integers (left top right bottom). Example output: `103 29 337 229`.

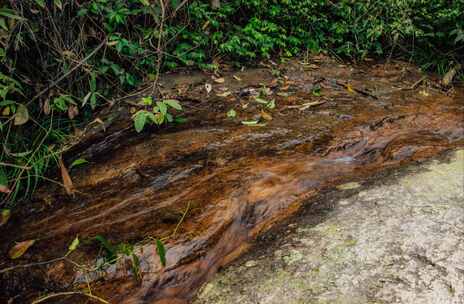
59 158 74 195
14 104 29 126
260 110 273 121
0 209 10 226
8 240 35 259
346 84 355 94
2 106 10 116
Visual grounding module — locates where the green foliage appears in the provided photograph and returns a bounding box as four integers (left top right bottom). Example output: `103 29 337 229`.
132 97 183 132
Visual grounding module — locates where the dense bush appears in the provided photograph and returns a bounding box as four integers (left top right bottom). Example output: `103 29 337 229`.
0 0 463 204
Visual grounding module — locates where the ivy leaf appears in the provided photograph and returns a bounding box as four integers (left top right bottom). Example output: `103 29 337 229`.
14 104 29 126
163 99 182 110
8 240 35 259
156 239 166 267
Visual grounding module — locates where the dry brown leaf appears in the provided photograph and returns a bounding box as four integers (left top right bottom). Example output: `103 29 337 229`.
43 99 51 115
260 110 273 121
0 185 11 194
8 240 35 259
59 158 74 196
68 105 79 120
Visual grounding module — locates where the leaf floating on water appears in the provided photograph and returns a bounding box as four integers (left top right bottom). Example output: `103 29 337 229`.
156 239 166 267
0 209 11 226
9 239 35 259
59 159 74 195
14 104 29 126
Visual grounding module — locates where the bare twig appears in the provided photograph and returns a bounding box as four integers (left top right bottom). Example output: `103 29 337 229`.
28 40 106 105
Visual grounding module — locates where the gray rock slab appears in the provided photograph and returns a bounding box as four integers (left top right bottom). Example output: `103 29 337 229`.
195 150 464 304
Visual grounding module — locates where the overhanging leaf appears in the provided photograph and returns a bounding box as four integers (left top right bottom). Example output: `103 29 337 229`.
9 240 35 259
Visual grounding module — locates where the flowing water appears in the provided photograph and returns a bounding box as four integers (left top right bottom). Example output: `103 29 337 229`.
1 58 463 303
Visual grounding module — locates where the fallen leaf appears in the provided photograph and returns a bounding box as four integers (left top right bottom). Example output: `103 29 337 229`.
213 77 225 84
241 120 266 127
9 240 35 259
336 182 361 190
346 84 355 94
419 89 430 97
216 91 232 97
68 236 80 253
156 239 167 267
59 158 74 195
14 104 29 126
233 75 242 81
205 83 212 94
227 109 237 118
260 110 273 121
0 209 11 226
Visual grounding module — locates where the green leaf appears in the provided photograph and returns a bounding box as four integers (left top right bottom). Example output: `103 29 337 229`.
266 99 276 109
134 111 148 132
70 158 88 169
53 0 63 10
68 236 80 252
163 99 182 110
254 97 269 104
94 235 117 262
141 96 152 106
35 0 46 8
157 101 167 116
227 109 237 118
156 239 166 267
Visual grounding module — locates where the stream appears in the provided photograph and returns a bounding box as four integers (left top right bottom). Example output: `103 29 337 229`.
1 57 463 303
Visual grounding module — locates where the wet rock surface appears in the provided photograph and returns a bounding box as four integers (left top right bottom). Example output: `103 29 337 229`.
195 150 464 304
0 58 463 303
